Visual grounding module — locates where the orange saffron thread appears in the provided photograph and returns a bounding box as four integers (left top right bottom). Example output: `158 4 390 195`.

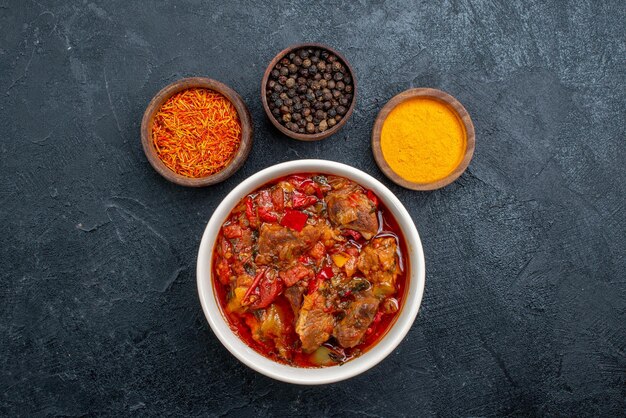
151 88 242 178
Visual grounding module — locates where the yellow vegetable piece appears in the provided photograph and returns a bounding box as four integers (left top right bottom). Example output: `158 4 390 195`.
227 287 248 313
332 253 348 268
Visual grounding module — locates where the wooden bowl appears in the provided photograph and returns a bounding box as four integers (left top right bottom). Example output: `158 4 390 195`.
371 88 475 191
260 43 357 141
141 77 253 187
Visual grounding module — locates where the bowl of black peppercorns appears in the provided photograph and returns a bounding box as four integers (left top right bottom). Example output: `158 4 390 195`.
261 43 357 141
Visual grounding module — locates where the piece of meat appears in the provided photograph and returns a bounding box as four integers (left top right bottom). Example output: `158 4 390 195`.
257 224 323 265
357 237 399 288
279 264 313 287
334 295 380 348
284 285 305 317
295 290 334 353
325 187 378 239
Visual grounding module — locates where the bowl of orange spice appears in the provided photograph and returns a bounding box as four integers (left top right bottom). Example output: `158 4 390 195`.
141 77 253 187
371 88 475 191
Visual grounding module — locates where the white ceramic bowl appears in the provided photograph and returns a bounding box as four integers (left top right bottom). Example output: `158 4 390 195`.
196 160 425 384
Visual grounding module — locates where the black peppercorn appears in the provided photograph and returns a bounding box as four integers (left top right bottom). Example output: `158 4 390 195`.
267 46 353 135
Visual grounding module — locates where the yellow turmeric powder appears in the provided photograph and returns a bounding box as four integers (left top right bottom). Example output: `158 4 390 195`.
380 98 466 183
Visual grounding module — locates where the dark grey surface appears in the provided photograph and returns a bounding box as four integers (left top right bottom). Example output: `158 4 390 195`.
1 1 624 416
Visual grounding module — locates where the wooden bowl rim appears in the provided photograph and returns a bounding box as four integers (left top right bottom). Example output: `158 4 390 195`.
140 77 253 187
260 42 357 142
371 88 475 191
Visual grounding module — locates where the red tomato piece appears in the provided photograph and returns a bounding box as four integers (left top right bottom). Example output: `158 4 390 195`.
309 241 326 260
298 255 314 265
245 197 259 228
251 274 284 309
216 259 231 285
271 187 285 211
223 224 243 239
317 266 334 281
366 190 379 207
299 179 324 198
307 277 320 295
292 190 318 209
258 206 278 222
343 229 362 241
280 209 308 232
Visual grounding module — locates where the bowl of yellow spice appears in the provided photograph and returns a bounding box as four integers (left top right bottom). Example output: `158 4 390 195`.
371 88 475 191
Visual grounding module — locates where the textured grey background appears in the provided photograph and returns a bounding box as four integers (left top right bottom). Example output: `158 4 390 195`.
1 0 625 416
